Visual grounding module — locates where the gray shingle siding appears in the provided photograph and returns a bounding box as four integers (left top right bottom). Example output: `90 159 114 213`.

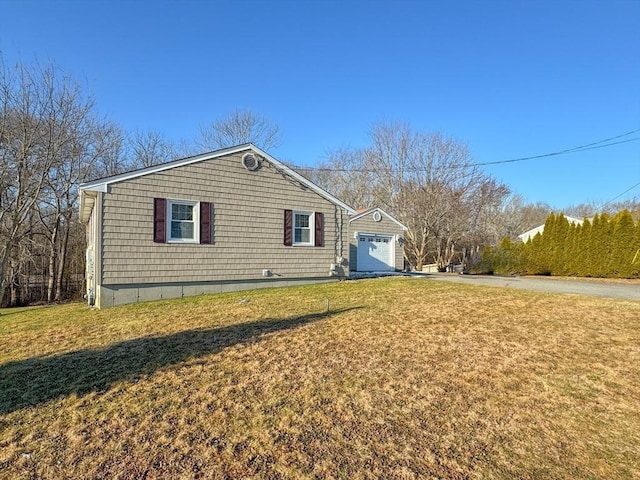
95 153 349 304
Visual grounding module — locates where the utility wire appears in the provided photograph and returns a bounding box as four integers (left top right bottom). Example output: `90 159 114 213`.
594 180 640 213
473 137 639 167
291 129 640 172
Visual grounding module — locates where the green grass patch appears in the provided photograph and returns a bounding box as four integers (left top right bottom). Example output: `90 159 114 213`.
1 278 639 479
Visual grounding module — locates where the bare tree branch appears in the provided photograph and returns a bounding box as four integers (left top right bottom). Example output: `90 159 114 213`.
0 60 127 306
197 109 283 151
311 121 511 270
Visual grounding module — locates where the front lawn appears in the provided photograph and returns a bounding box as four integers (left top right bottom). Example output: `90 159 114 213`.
1 278 638 479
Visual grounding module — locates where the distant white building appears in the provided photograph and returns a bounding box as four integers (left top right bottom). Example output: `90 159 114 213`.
518 216 584 243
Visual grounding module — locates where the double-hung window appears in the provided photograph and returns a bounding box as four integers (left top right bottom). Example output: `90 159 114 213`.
168 200 199 242
154 198 212 244
294 211 313 245
283 209 323 247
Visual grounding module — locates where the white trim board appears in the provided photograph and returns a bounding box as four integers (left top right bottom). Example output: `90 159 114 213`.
79 144 356 223
349 207 408 231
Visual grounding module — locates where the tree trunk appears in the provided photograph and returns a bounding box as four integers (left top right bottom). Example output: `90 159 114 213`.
415 257 423 271
46 218 59 303
0 237 15 308
54 219 70 302
436 239 445 270
9 257 18 307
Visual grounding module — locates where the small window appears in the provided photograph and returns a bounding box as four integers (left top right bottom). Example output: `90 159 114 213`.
168 199 199 242
154 198 212 244
284 210 323 247
294 211 313 245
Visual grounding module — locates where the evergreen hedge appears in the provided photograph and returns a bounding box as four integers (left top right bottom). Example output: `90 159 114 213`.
475 210 640 278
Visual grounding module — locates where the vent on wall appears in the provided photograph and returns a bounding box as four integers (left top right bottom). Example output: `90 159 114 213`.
242 153 261 171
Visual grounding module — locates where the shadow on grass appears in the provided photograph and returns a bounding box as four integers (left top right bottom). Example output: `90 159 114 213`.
0 307 360 414
0 305 56 318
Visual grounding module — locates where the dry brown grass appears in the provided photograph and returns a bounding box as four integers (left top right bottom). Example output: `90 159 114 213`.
522 275 640 286
1 278 639 479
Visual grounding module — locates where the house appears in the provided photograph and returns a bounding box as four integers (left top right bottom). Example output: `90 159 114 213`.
349 207 407 272
79 144 407 308
517 216 584 243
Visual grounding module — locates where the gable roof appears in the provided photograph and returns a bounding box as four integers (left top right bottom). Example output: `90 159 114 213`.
518 216 584 243
79 144 356 222
349 207 408 231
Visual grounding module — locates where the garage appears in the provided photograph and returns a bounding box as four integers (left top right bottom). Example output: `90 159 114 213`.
356 233 395 271
349 207 407 273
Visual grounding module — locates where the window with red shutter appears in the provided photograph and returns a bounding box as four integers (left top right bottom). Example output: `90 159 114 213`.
155 198 212 244
200 202 212 244
285 210 323 247
153 198 167 243
314 212 324 247
284 209 293 246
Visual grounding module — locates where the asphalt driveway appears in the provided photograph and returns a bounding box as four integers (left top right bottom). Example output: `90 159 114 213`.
423 273 640 301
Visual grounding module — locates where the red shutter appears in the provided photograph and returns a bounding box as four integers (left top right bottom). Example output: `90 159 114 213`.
284 210 293 246
153 198 166 243
200 202 212 244
315 212 324 247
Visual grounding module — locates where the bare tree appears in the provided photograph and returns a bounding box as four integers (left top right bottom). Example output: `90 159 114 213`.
0 61 82 306
313 121 511 270
197 109 283 151
0 59 128 307
490 196 552 242
40 116 123 303
128 129 178 168
566 199 640 220
304 147 377 209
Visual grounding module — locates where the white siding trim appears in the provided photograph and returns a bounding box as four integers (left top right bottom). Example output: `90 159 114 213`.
292 210 315 246
349 207 407 230
166 199 200 243
79 144 356 223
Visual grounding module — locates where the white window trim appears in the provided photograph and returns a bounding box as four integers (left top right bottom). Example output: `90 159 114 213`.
167 199 200 243
292 210 315 246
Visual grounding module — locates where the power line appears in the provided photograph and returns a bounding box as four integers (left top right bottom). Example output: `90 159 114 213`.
594 180 640 213
473 136 639 167
291 129 640 172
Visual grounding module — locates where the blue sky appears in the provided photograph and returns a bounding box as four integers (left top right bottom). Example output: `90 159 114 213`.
1 0 639 209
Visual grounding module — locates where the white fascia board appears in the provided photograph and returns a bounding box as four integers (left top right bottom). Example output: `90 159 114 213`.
77 143 356 214
353 231 395 238
349 207 377 220
79 183 108 193
349 207 408 231
254 146 356 215
79 190 98 224
78 144 254 191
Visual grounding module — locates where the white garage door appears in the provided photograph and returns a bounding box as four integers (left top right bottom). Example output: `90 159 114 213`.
357 234 394 271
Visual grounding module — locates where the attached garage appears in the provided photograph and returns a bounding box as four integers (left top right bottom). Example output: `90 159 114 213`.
349 208 407 272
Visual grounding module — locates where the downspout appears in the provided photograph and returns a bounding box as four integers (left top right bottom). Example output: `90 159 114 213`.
94 191 103 308
332 206 347 278
80 189 103 308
